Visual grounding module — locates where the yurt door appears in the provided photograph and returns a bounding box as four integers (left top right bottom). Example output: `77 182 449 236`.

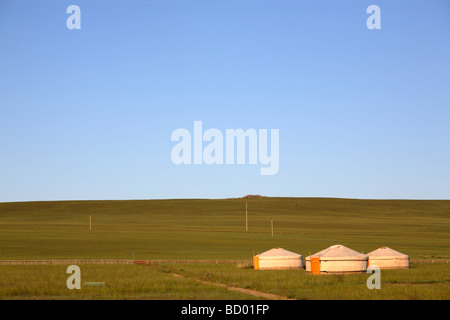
311 257 320 275
254 256 259 270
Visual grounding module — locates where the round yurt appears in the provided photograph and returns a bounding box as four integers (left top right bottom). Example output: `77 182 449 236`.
253 248 303 270
367 247 409 269
305 244 368 274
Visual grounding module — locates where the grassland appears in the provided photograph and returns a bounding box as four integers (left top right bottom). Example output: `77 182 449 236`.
0 197 449 260
164 263 450 300
0 197 449 300
0 263 448 300
0 264 257 300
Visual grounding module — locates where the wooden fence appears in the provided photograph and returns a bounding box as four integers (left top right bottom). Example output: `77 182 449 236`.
0 259 251 265
0 259 447 265
410 259 450 264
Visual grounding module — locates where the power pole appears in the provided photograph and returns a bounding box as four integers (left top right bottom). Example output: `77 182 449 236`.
246 202 248 232
271 218 273 238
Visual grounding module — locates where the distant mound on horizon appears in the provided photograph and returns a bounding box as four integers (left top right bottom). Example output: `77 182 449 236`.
241 195 266 199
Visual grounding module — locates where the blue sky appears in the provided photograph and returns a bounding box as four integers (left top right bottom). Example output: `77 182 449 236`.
0 0 449 202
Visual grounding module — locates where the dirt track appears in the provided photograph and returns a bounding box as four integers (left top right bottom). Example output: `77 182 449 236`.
171 273 294 300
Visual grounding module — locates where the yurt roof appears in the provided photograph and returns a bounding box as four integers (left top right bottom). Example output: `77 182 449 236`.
306 244 367 261
367 247 408 259
256 247 301 259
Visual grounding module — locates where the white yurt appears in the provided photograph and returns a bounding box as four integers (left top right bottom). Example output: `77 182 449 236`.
367 247 409 269
305 244 368 274
253 248 303 270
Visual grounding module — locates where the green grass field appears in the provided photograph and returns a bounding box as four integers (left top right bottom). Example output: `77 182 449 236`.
165 263 450 300
0 197 449 299
0 264 257 300
0 263 448 300
0 197 449 260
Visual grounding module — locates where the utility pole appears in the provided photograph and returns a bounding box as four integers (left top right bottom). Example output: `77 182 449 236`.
271 218 273 238
246 202 248 232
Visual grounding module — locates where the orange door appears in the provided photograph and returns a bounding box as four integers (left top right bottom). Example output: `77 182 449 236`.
311 257 320 275
254 256 259 270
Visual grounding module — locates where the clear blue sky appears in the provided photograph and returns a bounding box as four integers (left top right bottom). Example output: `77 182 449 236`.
1 0 449 202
